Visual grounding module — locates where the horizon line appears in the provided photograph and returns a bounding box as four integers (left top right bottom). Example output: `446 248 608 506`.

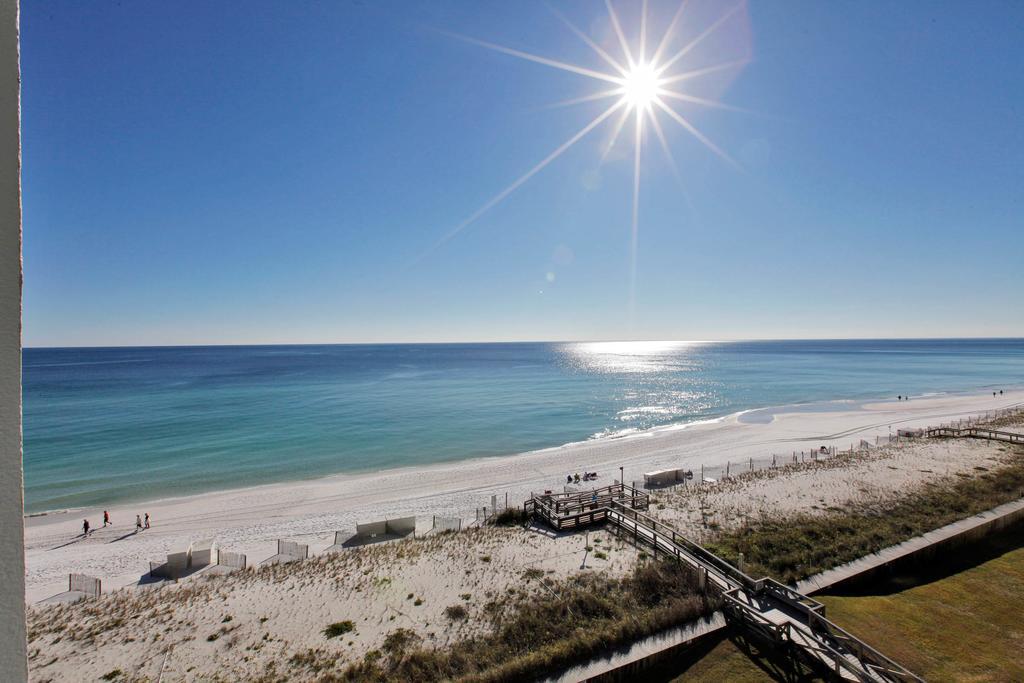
22 335 1024 351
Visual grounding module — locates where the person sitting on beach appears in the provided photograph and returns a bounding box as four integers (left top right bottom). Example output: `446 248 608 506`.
573 473 580 484
566 474 572 484
82 519 90 537
135 514 143 532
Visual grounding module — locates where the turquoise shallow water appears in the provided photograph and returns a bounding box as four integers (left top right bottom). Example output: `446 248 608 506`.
22 339 1024 513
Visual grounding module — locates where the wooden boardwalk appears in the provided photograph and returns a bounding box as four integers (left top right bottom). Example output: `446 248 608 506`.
527 487 923 682
926 425 1024 444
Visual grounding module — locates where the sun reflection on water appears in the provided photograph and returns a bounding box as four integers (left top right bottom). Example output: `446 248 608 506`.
562 340 710 374
557 340 723 437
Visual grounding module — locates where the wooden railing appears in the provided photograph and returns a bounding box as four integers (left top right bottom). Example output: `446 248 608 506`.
525 484 649 531
926 426 1024 444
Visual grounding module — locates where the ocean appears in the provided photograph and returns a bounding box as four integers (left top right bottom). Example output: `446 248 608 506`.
22 339 1024 513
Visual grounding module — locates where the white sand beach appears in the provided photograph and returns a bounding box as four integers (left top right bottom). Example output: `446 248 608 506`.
23 388 1024 603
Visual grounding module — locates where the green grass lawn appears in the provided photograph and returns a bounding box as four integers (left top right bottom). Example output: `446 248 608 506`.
670 638 777 681
673 529 1024 682
818 537 1024 682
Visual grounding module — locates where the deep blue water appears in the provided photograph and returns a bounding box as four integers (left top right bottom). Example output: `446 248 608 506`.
22 339 1024 513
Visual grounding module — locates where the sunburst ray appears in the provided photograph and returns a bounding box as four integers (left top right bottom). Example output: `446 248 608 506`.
629 105 644 316
600 103 633 163
658 58 751 86
537 88 624 112
654 98 741 170
659 89 752 113
547 4 628 77
604 0 636 69
421 100 627 259
442 31 623 85
639 0 649 62
650 0 690 65
657 2 745 74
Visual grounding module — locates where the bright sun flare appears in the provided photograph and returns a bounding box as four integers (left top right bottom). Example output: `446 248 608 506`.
431 1 749 315
621 63 662 109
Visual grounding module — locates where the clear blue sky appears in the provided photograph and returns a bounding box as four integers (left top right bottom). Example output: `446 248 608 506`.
21 0 1024 346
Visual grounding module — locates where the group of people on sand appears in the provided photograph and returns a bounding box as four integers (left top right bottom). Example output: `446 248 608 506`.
81 510 150 538
566 471 598 484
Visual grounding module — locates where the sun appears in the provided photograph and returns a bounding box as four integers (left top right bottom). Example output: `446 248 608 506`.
621 63 662 110
429 1 750 315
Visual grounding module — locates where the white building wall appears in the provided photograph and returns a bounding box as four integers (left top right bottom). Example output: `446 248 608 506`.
0 0 25 679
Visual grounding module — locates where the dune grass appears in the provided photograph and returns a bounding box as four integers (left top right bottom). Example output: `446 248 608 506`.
328 558 719 683
706 447 1024 584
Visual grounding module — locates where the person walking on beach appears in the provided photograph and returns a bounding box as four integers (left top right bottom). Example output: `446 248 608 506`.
144 513 151 529
82 519 90 537
135 514 143 532
103 510 110 527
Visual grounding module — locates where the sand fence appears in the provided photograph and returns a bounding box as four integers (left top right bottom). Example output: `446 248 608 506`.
148 539 252 579
322 531 354 554
430 516 462 533
37 573 101 605
205 549 247 576
335 515 419 548
260 540 309 566
643 468 694 487
149 539 216 579
642 441 890 490
640 406 1021 491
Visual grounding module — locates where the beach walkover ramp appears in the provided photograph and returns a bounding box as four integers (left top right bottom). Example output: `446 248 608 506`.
926 425 1024 445
525 486 922 682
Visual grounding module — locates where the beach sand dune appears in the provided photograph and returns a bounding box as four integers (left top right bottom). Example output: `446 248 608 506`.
28 525 641 682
